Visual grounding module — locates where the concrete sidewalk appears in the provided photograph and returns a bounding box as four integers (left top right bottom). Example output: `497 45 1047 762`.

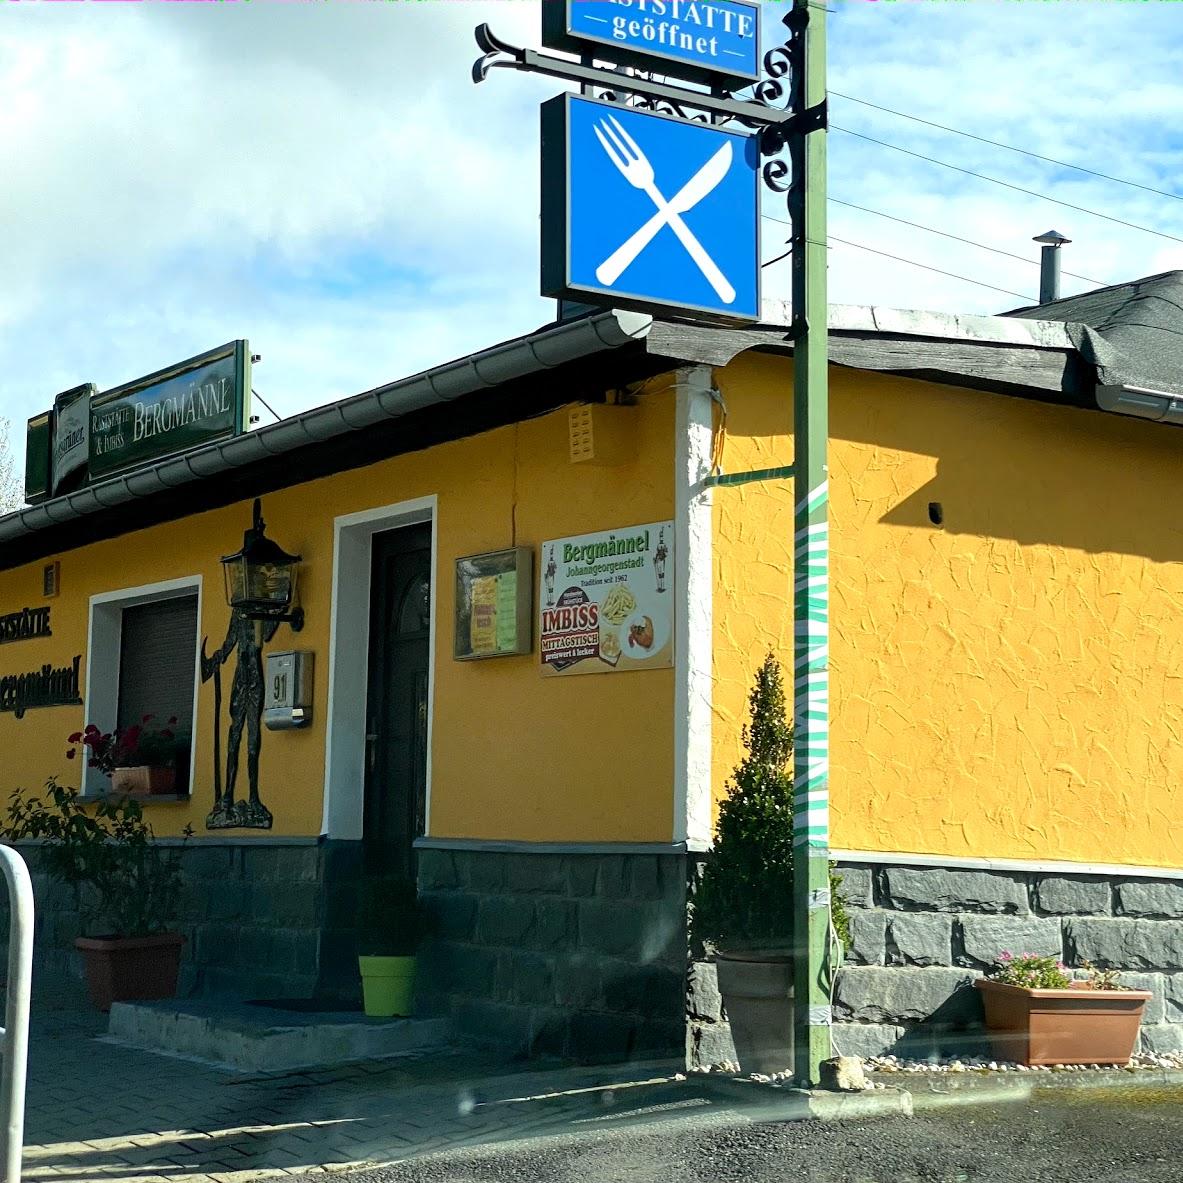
21 1004 707 1183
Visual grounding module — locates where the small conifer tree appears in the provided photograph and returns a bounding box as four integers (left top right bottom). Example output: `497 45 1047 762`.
692 652 850 952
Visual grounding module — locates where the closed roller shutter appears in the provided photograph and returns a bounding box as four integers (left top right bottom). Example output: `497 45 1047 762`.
117 595 199 735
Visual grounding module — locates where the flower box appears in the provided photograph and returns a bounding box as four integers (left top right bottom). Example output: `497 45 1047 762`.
110 766 177 797
976 978 1151 1066
75 932 185 1012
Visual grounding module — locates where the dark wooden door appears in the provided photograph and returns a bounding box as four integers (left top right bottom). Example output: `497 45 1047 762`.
364 524 431 878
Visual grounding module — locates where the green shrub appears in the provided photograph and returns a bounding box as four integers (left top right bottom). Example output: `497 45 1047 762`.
691 653 850 954
3 778 189 938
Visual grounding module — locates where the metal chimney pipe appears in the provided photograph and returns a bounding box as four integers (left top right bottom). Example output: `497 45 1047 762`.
1033 230 1071 303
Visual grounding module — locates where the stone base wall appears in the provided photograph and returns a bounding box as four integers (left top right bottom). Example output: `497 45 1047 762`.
3 840 367 1005
834 861 1183 1059
685 861 1183 1068
5 839 696 1063
417 847 691 1062
32 837 1175 1071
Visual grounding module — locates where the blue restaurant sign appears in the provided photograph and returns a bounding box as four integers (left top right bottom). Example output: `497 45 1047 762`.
542 0 761 85
541 94 760 322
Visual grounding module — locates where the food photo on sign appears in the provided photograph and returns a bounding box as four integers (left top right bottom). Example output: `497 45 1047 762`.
539 521 673 676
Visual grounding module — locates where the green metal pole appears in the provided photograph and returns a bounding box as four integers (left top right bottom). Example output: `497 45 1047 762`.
789 0 832 1089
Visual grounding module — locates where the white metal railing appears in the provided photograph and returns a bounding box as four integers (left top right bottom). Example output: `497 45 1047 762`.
0 847 33 1183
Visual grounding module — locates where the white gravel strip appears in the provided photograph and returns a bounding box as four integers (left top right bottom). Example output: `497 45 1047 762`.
865 1051 1183 1074
691 1049 1183 1086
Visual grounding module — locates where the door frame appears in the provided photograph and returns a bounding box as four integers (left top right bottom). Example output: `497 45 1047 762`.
323 496 437 841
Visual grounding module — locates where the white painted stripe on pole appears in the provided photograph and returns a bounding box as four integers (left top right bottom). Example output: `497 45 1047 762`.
795 788 829 803
796 481 829 515
794 779 829 796
795 809 830 825
793 772 829 791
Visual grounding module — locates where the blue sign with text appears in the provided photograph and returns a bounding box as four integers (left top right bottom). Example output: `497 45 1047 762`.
545 0 761 85
541 95 760 323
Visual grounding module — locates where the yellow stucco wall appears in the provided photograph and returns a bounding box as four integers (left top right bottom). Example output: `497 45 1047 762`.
0 391 676 843
713 350 1183 868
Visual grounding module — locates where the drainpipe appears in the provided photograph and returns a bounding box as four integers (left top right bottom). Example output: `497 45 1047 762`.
1033 230 1071 303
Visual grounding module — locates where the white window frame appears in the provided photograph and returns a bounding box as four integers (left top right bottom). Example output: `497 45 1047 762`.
323 495 437 840
83 576 204 797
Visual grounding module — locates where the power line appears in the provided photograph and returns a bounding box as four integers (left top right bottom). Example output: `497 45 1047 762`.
758 213 1035 299
828 236 1035 301
831 92 1183 205
832 125 1183 247
828 197 1109 286
762 208 1081 295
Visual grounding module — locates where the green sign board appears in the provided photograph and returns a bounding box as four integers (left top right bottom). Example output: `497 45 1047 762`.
22 341 251 506
23 412 51 504
89 341 251 481
51 383 95 497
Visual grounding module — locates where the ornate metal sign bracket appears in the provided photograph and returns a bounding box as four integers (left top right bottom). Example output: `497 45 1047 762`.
473 23 792 131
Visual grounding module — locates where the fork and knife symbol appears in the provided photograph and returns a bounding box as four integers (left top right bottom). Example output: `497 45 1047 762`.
593 114 736 305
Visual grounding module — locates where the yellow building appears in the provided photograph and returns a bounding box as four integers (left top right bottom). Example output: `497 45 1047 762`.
6 272 1183 1061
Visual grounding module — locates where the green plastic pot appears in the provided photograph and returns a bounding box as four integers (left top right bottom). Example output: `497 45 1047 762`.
358 955 416 1018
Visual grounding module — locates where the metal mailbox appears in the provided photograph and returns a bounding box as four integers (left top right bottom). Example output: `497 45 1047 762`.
263 650 314 730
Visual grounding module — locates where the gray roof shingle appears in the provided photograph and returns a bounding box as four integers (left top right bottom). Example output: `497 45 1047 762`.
1005 270 1183 395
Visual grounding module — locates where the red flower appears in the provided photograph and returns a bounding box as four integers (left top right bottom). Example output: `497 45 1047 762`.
66 749 76 760
68 731 82 744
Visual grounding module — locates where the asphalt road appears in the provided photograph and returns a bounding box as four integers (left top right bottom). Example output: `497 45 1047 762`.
319 1080 1183 1183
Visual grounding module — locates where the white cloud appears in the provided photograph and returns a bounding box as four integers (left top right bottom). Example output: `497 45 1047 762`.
1 0 1181 478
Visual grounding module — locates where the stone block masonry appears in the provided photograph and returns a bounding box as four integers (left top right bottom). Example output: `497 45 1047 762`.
13 837 695 1065
10 839 368 1005
832 861 1183 1059
418 847 693 1063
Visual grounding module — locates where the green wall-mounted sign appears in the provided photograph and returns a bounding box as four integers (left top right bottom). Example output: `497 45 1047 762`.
89 341 251 481
21 341 252 506
24 412 51 504
52 383 95 497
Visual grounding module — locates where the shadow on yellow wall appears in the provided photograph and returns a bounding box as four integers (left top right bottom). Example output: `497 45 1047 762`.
713 350 1183 869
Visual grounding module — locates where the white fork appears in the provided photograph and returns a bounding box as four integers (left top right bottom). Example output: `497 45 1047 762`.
594 115 736 304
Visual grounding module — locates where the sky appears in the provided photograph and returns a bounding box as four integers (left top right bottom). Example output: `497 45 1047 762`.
1 0 1182 477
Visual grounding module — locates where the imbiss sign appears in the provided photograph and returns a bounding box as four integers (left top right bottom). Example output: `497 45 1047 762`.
539 521 673 676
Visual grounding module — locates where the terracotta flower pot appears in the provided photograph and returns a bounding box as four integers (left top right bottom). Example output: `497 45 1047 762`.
74 933 185 1012
976 978 1151 1066
715 951 794 1075
110 766 177 797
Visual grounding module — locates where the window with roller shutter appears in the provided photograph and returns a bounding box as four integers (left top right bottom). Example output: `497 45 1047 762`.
116 595 198 793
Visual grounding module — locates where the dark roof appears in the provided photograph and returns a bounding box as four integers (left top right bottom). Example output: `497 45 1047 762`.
0 282 1168 569
1005 270 1183 395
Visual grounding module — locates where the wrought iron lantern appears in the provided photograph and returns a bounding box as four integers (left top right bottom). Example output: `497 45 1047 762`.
221 498 304 630
653 528 668 594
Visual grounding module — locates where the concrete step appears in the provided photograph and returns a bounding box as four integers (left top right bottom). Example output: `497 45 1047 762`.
107 999 451 1073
